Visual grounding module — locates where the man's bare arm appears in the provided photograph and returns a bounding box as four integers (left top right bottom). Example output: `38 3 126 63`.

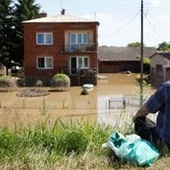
133 105 150 122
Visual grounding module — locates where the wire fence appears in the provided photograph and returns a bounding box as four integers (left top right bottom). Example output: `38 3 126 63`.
0 94 150 111
0 93 154 128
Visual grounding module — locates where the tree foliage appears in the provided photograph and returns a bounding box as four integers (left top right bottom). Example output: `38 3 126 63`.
127 42 146 47
137 55 150 73
0 0 40 74
13 0 40 65
157 41 170 52
0 0 15 73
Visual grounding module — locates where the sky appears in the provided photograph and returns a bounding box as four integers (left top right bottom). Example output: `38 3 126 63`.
33 0 170 47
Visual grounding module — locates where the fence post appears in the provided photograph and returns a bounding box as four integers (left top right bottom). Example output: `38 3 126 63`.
23 98 25 109
123 97 126 109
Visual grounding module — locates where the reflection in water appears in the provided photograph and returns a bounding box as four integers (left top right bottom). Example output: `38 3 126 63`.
0 73 156 128
96 73 156 126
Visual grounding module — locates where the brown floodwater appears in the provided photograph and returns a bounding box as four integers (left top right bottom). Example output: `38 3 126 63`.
0 73 156 129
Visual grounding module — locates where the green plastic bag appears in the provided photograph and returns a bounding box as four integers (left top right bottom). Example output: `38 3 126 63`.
102 132 159 166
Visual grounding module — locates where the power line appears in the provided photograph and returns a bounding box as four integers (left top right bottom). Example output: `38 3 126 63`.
63 2 170 19
64 3 141 17
99 11 140 37
60 0 62 10
144 13 165 42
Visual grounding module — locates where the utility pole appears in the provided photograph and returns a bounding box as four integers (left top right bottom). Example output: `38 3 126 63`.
60 0 63 11
140 0 144 106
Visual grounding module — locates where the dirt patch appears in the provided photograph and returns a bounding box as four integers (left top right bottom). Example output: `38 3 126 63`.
16 88 49 97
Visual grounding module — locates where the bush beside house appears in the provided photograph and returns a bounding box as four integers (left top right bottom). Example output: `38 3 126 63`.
51 73 70 91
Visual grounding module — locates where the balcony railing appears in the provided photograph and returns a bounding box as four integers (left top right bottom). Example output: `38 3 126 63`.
62 43 97 53
62 67 97 76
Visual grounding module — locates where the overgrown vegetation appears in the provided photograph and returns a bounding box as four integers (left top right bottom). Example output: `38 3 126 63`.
0 114 133 169
0 110 169 169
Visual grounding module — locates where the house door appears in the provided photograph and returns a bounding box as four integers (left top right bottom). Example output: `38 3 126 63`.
70 56 89 75
71 57 77 74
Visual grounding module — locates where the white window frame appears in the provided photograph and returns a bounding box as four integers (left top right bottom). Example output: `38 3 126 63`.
37 57 53 69
36 32 53 45
69 33 89 51
70 56 89 75
77 56 89 68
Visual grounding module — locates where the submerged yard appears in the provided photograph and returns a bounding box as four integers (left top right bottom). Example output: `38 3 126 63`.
0 73 155 129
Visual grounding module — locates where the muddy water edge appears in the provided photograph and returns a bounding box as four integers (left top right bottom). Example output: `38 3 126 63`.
0 73 156 129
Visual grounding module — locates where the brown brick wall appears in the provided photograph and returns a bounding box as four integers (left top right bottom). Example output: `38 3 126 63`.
23 22 98 86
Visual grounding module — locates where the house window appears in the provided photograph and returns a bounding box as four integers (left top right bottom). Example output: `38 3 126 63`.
69 33 89 51
77 57 88 68
70 56 89 74
37 57 53 69
36 33 53 45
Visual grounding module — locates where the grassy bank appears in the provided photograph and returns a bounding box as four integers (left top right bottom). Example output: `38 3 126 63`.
0 114 169 170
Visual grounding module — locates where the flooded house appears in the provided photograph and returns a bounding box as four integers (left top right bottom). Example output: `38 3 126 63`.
22 11 99 86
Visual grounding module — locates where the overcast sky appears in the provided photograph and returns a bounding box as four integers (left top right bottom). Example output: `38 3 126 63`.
32 0 170 47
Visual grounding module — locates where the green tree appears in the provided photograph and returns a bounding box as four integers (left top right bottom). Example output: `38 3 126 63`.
0 0 15 74
157 41 170 52
127 42 145 47
137 55 150 73
13 0 40 66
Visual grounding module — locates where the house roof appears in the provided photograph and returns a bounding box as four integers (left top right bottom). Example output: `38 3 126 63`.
22 14 99 24
98 46 156 61
150 52 170 60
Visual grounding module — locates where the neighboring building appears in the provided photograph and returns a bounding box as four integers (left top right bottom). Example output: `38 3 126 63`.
98 46 156 73
150 52 170 87
23 12 99 86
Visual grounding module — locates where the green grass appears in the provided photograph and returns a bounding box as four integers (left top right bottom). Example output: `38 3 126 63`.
0 115 169 169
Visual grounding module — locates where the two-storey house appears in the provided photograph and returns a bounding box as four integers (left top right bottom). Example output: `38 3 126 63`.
23 12 99 86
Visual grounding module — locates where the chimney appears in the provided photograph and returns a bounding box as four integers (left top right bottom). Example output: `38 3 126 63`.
61 9 65 15
38 12 47 18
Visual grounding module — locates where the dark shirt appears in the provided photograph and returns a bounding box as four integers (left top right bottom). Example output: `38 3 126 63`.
145 81 170 145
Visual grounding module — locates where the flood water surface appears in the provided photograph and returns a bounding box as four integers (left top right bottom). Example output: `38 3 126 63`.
0 73 156 128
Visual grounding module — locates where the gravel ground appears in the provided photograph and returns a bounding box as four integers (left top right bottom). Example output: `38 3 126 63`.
16 88 49 97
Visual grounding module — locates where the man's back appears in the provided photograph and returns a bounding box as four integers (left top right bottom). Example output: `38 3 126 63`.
145 81 170 145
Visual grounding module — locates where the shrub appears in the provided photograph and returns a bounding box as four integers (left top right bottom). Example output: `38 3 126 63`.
51 73 70 91
16 78 25 87
35 79 43 87
0 75 17 91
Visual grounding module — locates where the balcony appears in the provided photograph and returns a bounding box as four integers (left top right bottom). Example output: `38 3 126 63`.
62 44 97 53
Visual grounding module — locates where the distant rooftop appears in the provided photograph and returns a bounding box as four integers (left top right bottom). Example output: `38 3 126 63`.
98 46 156 61
22 14 99 24
150 51 170 60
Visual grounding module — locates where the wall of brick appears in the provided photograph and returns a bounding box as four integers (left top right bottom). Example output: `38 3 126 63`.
23 22 98 86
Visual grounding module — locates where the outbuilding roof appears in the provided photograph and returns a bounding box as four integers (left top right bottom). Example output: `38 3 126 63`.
98 46 156 61
150 52 170 60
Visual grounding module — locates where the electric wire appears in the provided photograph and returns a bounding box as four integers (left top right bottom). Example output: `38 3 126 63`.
59 1 170 45
99 10 140 36
144 14 165 42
